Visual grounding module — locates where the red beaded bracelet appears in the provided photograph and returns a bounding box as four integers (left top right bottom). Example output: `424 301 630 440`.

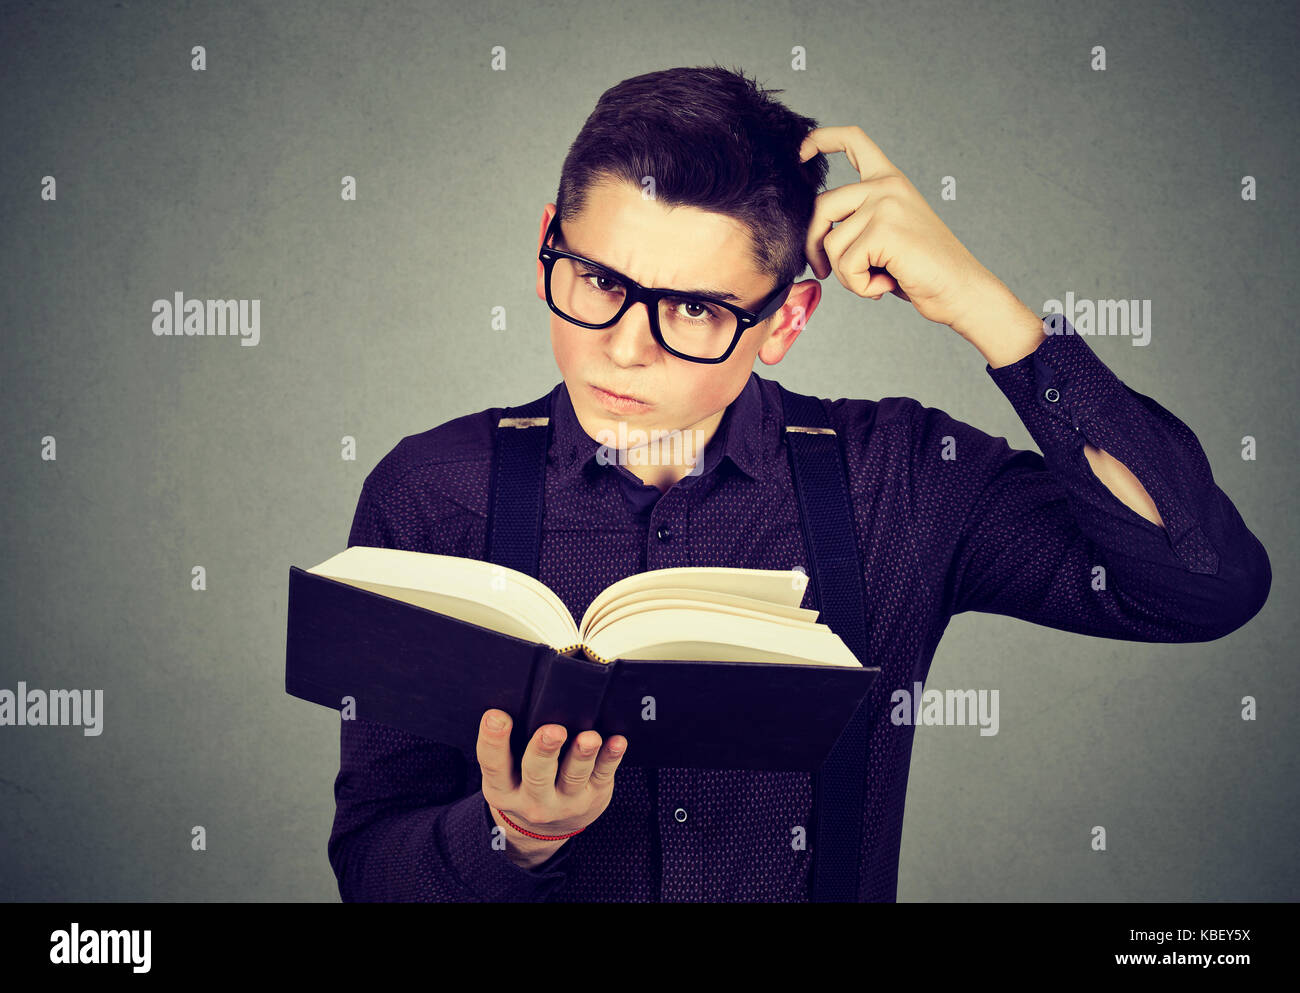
496 808 586 841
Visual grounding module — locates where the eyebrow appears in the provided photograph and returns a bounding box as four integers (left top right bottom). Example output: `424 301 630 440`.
560 238 744 303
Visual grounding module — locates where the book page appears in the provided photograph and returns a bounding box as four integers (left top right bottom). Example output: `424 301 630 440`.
577 566 809 639
306 546 578 649
323 580 562 645
585 590 819 641
586 605 861 668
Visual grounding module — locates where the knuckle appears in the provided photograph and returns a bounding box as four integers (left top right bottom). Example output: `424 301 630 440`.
514 773 542 796
521 766 550 789
563 763 595 786
559 769 587 790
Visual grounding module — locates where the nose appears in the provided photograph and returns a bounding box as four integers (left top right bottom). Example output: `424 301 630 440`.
603 299 660 364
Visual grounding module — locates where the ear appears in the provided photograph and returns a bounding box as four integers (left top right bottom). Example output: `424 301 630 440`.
755 279 821 365
537 204 557 303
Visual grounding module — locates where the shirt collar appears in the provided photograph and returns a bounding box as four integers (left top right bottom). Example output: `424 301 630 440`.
549 371 766 485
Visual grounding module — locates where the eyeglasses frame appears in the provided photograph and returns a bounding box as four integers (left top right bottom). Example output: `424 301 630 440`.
538 214 795 364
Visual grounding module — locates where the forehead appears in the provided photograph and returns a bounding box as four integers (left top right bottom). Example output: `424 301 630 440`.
560 180 768 299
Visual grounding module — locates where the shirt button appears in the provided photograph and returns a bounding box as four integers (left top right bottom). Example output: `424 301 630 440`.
657 526 672 542
1043 387 1060 403
673 807 688 823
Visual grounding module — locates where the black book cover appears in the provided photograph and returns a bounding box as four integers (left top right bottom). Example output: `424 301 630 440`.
285 566 879 772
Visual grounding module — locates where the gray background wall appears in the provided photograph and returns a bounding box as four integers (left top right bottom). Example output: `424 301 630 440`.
1 0 1294 901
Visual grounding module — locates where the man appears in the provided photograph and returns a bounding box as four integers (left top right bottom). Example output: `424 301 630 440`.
328 65 1270 902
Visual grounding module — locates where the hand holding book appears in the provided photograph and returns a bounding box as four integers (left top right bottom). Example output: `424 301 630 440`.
286 547 881 772
478 708 628 868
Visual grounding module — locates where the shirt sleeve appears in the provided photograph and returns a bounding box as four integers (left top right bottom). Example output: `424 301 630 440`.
918 314 1271 642
326 475 579 902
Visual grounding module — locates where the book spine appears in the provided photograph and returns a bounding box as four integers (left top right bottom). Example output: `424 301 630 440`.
522 649 613 754
579 643 613 665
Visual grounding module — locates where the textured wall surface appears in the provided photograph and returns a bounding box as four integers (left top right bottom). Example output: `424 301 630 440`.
0 0 1294 903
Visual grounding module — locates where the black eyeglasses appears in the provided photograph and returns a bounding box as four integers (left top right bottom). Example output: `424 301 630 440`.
538 214 794 364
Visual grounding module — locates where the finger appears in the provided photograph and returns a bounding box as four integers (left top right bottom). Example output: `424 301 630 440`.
833 222 903 298
518 723 566 809
844 268 899 300
872 272 901 295
555 729 603 798
806 181 903 279
476 709 519 796
799 125 897 183
588 734 627 790
804 182 867 280
864 271 900 298
819 198 873 288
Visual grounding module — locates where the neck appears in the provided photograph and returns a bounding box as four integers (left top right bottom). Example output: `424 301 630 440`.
616 406 726 493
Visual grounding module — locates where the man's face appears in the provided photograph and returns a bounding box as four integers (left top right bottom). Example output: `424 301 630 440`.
536 180 819 459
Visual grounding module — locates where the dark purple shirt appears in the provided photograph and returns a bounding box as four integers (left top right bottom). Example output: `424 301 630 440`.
327 317 1270 901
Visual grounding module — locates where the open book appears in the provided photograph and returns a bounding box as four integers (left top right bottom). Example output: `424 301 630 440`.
305 546 863 669
285 547 879 771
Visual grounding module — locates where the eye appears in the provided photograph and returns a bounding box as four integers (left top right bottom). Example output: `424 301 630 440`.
670 298 721 321
578 270 623 294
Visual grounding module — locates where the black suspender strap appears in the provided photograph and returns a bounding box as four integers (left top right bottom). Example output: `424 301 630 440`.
485 392 552 578
777 384 871 903
486 383 870 902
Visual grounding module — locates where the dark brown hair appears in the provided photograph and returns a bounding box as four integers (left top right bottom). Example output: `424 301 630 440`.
554 64 829 293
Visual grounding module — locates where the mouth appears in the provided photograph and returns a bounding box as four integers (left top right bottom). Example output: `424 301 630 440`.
590 383 652 409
